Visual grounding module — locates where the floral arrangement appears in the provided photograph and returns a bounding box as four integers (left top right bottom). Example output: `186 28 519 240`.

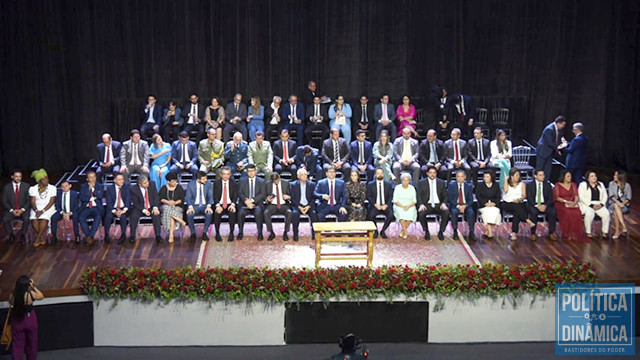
80 261 597 304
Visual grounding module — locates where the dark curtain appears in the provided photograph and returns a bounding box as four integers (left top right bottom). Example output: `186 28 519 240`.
1 0 639 175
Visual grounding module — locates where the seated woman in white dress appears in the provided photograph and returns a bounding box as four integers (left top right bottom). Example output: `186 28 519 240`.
578 170 610 238
393 172 418 239
490 129 512 188
29 169 57 247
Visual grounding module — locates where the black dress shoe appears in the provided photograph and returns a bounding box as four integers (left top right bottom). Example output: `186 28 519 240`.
293 234 299 242
156 236 163 243
128 237 135 244
104 235 111 244
373 230 379 239
118 235 125 245
468 233 476 242
20 234 26 245
424 232 431 241
283 233 289 241
215 234 223 242
75 235 81 244
268 232 276 241
453 231 459 240
257 233 264 241
202 233 209 242
189 234 196 242
437 232 444 241
8 233 15 243
228 234 234 242
381 231 388 239
51 237 58 245
237 232 243 240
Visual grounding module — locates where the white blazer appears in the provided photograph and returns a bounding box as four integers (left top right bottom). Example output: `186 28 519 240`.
490 140 512 162
578 181 608 213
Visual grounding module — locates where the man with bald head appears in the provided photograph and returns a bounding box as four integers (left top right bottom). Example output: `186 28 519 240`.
443 128 470 182
419 129 445 179
392 127 420 185
96 133 121 180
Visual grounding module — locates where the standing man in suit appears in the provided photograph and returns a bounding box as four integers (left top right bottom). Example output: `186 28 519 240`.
198 127 225 177
223 93 248 143
185 171 214 242
273 129 298 180
526 169 558 241
282 94 305 146
446 170 476 241
305 95 330 149
103 173 131 244
366 168 394 238
2 169 31 244
120 129 150 180
321 128 351 179
350 129 374 182
170 131 199 177
78 171 104 246
314 167 348 221
351 94 374 143
374 94 397 142
536 116 566 182
290 168 317 242
247 131 274 179
181 93 205 140
301 80 320 106
443 128 470 182
392 127 420 185
467 127 493 182
96 133 121 180
237 164 266 241
140 94 162 139
448 94 476 139
263 173 293 241
129 175 163 244
295 145 322 181
559 122 588 183
224 132 249 174
50 180 80 244
419 129 446 179
417 166 450 241
213 167 238 242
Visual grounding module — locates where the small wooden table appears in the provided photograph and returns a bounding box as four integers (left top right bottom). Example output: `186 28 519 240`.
312 221 377 267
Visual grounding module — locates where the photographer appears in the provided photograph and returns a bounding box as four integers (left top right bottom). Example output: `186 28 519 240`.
8 275 44 359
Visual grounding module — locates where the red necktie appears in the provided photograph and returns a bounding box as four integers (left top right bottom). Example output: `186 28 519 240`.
283 142 289 162
222 182 228 209
329 181 335 207
144 189 150 210
458 184 464 205
116 187 122 211
106 146 111 163
275 183 281 209
454 141 460 161
89 188 94 208
14 184 19 210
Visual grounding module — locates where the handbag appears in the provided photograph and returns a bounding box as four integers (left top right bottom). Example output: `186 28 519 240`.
1 307 11 350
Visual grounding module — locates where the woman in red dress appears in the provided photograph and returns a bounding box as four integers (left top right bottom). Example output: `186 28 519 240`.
553 169 588 241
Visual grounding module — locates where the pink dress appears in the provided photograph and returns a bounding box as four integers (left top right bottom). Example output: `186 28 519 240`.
396 104 417 136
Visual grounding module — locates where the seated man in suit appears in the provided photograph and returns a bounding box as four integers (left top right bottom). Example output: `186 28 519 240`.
129 175 163 244
162 100 183 143
419 129 446 179
374 94 397 142
392 127 420 185
120 129 151 180
304 95 330 149
443 128 470 182
198 127 225 177
417 166 451 241
78 171 104 246
170 131 199 177
314 166 348 222
447 94 476 139
223 93 248 143
559 122 588 183
102 173 131 244
282 94 305 146
321 128 351 179
50 180 80 244
295 145 322 181
96 133 121 180
526 169 558 241
2 169 31 244
247 131 274 179
181 93 205 141
351 94 374 143
290 168 318 242
350 129 374 182
140 94 162 139
273 129 298 180
446 170 476 241
213 167 238 242
185 171 214 242
366 168 394 239
224 132 249 174
467 127 493 182
237 164 266 241
263 173 293 241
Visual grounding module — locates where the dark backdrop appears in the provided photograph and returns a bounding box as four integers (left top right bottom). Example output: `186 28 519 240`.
1 0 639 175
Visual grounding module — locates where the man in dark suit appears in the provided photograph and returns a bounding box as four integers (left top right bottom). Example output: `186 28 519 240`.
223 93 248 143
443 128 470 182
301 80 320 106
140 94 163 139
78 171 104 246
536 116 566 182
419 129 446 179
50 180 80 244
560 122 588 183
351 94 374 142
263 173 293 241
185 171 214 242
447 94 476 139
446 170 476 241
374 94 397 142
272 129 298 180
213 167 238 242
181 93 205 140
526 169 558 241
467 127 493 182
120 129 151 180
282 94 305 146
129 175 163 244
2 169 31 244
366 168 394 238
237 164 266 241
290 168 317 242
417 166 450 240
305 95 330 149
350 129 374 182
314 167 348 221
264 96 284 141
170 131 199 177
103 173 131 244
321 128 351 179
96 133 121 180
295 145 322 181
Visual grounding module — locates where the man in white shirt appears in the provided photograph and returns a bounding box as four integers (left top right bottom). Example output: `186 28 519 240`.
181 93 205 141
443 128 470 182
51 180 80 244
96 133 122 181
263 173 293 241
392 127 421 185
120 129 151 180
213 167 238 242
374 94 397 142
140 94 162 138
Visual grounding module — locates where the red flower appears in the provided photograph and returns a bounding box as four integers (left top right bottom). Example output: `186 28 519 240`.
349 282 357 289
205 286 214 293
161 281 168 289
407 283 415 290
185 279 192 286
410 274 418 281
110 269 117 275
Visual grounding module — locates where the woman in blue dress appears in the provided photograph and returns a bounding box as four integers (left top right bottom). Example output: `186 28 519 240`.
247 96 265 141
149 134 172 191
328 94 353 142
